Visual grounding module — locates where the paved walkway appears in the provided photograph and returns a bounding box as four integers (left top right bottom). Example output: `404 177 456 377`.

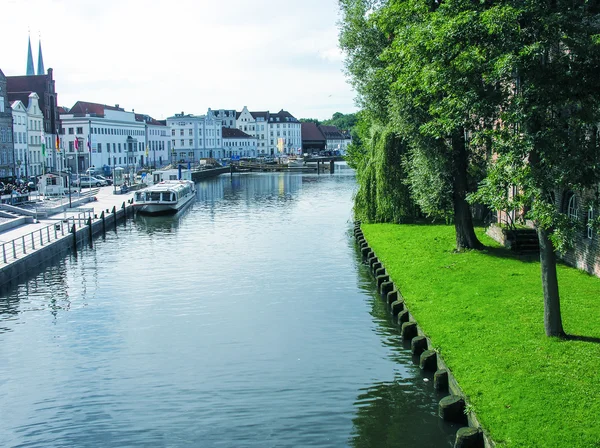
0 186 135 266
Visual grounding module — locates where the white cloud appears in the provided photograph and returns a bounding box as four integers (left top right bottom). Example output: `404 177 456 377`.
0 0 357 120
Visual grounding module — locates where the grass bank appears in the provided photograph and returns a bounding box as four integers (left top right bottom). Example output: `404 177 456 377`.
361 223 600 448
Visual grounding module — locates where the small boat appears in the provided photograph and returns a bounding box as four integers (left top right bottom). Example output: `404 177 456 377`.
287 157 305 167
133 180 196 215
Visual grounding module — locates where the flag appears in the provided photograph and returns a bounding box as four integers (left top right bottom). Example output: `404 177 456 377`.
56 135 60 153
74 137 79 151
87 134 91 152
41 130 46 157
145 145 149 157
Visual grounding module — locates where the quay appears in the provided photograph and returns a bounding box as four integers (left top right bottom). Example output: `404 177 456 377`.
232 156 343 174
0 167 228 288
0 186 135 288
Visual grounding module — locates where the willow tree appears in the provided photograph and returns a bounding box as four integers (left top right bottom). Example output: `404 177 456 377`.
471 0 600 337
340 0 501 250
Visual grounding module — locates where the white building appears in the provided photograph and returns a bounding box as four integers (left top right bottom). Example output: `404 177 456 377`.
222 128 257 158
26 93 44 176
236 107 302 156
135 114 170 169
10 100 28 178
209 109 237 129
60 101 168 175
166 111 224 163
319 125 349 153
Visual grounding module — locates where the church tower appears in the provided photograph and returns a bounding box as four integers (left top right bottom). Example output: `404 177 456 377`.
37 39 45 75
26 36 35 76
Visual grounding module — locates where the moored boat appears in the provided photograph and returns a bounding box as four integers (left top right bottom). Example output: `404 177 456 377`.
133 180 196 215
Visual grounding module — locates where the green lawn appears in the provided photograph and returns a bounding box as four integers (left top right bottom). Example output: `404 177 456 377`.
361 224 600 448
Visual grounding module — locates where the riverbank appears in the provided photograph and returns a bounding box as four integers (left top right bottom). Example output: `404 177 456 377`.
361 223 600 448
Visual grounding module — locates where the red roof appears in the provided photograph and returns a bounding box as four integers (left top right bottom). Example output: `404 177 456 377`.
69 101 124 116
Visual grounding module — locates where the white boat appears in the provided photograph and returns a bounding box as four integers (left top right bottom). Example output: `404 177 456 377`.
133 180 196 215
287 158 304 167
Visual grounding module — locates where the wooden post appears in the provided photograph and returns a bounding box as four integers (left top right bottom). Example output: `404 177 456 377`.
101 210 106 236
87 217 93 248
112 206 117 231
72 224 77 251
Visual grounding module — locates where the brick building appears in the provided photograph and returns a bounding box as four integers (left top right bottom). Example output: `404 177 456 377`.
0 69 15 179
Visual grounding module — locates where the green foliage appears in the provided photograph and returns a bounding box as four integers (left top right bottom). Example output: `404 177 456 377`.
353 124 417 223
299 118 320 125
404 144 454 220
362 223 600 448
321 112 358 130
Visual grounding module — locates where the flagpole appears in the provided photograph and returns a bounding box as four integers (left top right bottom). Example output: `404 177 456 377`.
88 119 92 193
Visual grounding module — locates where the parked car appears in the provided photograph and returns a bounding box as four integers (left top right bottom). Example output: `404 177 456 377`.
95 175 113 185
72 175 107 187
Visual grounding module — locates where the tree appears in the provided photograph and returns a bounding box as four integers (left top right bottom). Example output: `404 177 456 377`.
341 0 499 249
471 0 600 337
322 112 359 130
299 118 321 125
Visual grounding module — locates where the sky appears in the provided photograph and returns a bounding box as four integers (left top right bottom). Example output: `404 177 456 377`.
0 0 357 121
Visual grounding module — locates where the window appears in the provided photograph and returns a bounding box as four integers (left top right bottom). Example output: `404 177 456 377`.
68 128 74 134
181 139 184 147
189 129 193 136
172 129 175 136
567 194 578 220
189 139 193 146
69 141 74 152
588 207 594 240
180 129 184 136
118 143 121 152
0 97 3 113
77 127 83 134
97 143 102 152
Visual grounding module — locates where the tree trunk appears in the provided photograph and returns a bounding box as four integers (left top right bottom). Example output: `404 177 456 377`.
452 130 483 251
537 226 566 337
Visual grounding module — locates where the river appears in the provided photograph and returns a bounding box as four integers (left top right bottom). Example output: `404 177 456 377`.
0 167 458 447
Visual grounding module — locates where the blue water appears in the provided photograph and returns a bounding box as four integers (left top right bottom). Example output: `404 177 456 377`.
0 168 457 447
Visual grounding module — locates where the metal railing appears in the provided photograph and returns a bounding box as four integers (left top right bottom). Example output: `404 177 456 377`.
0 209 95 265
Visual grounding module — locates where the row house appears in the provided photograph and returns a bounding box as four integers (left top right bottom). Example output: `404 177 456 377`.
6 68 60 173
222 127 257 158
235 107 302 156
166 110 225 163
59 101 169 175
10 92 44 177
209 108 237 129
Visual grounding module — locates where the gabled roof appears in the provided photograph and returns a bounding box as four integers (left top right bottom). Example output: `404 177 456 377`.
222 127 254 139
7 74 51 114
301 122 325 141
319 125 344 139
6 74 48 96
269 109 298 123
7 92 32 109
68 101 124 117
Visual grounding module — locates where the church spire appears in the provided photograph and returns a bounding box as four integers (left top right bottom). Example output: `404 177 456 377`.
37 38 45 75
26 35 35 76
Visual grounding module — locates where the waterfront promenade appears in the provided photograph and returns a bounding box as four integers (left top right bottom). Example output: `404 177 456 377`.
0 187 135 281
